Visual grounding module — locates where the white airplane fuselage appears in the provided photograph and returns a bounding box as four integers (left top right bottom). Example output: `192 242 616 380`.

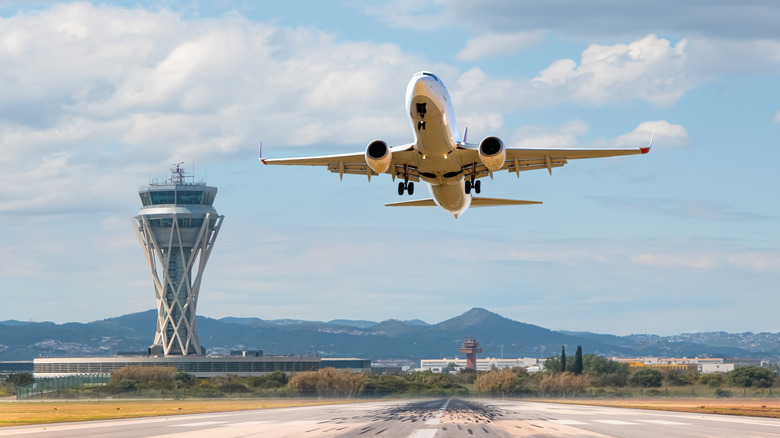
405 72 471 217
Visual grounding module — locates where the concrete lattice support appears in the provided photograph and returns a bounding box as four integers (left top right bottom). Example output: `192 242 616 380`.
134 213 222 356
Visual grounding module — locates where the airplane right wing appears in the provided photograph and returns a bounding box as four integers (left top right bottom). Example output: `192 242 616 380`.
262 144 420 181
458 131 653 180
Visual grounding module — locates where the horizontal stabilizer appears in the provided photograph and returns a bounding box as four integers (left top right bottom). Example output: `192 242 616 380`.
385 197 542 208
385 198 438 207
470 197 542 207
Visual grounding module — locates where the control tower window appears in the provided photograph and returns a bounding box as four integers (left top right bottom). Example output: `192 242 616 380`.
176 191 203 205
139 192 152 206
201 191 215 206
150 191 175 205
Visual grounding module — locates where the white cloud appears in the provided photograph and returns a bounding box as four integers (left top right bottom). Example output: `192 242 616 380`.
456 31 544 61
508 120 589 148
531 35 692 107
0 3 431 216
449 36 695 114
607 120 688 149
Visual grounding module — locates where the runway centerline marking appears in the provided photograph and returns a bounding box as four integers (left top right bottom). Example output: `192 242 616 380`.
593 419 637 425
551 419 587 425
407 430 437 438
171 421 225 427
640 420 690 425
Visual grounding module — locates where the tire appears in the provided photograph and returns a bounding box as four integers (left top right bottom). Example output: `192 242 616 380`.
398 182 405 195
465 180 471 194
474 180 481 194
408 182 414 195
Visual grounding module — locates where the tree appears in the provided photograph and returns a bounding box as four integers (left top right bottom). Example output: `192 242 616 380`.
573 346 583 375
699 373 724 388
560 346 566 373
728 366 777 388
582 354 629 387
629 368 663 387
5 373 34 390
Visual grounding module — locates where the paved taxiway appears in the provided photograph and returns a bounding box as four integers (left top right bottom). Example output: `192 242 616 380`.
2 398 780 437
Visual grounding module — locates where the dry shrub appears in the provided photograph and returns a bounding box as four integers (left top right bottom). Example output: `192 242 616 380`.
288 367 365 397
539 372 591 396
474 368 521 395
110 366 176 385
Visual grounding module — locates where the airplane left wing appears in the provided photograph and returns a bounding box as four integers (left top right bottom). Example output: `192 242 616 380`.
262 144 419 181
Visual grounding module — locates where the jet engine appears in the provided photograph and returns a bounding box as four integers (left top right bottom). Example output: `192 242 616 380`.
365 140 392 174
478 136 506 172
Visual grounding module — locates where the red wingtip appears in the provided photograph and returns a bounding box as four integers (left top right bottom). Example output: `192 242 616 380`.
640 146 650 154
261 158 267 165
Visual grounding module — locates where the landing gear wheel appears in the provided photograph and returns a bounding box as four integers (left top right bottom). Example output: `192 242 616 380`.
474 180 481 194
465 180 472 194
398 182 405 196
407 182 414 195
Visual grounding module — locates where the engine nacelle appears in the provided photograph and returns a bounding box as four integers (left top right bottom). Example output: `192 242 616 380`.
478 136 506 172
365 140 392 174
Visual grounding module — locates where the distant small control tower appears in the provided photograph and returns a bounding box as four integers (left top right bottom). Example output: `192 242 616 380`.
460 337 483 370
134 164 223 356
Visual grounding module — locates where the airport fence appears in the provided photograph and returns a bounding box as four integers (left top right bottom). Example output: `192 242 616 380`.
17 374 110 400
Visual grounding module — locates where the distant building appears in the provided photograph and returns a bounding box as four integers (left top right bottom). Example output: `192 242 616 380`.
420 357 541 373
0 361 33 377
320 358 372 372
611 357 768 374
33 356 320 378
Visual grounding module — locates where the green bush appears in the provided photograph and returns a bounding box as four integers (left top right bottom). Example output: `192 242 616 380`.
728 366 776 388
629 369 663 387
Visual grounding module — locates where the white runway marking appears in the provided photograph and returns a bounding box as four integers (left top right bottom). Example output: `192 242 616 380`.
407 430 437 438
640 419 690 425
222 421 274 426
552 419 588 425
171 421 226 427
424 418 441 425
593 419 637 425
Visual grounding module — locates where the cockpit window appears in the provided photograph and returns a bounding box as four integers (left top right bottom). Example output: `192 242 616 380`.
420 72 440 82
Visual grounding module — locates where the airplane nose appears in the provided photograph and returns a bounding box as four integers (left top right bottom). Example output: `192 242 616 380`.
412 77 435 97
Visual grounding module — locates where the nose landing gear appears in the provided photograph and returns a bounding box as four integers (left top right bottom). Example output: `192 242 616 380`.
416 102 427 131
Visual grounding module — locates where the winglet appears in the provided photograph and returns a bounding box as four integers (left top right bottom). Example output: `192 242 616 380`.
258 141 267 165
463 126 468 144
640 129 654 154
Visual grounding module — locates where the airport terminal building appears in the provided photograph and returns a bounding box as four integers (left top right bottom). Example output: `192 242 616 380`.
33 355 320 379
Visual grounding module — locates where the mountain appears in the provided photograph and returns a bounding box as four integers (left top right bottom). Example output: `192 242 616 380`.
1 308 778 361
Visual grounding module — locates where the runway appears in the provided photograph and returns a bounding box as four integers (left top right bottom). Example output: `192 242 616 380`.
2 398 780 437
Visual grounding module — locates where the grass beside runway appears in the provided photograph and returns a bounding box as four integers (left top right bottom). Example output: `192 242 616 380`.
0 399 364 427
533 398 780 419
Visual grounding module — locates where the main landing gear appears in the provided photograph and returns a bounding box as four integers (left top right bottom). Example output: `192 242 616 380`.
398 181 414 195
465 179 481 195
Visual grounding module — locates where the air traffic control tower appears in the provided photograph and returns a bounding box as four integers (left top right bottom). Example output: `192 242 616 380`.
134 164 223 356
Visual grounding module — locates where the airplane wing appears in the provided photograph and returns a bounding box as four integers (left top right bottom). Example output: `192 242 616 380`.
261 144 420 181
459 134 652 180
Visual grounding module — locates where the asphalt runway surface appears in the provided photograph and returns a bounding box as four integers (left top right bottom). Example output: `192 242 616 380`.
2 398 780 437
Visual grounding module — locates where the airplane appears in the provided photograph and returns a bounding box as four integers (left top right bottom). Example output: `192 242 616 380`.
261 71 652 218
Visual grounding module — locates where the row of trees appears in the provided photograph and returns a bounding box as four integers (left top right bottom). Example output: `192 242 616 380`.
7 356 779 399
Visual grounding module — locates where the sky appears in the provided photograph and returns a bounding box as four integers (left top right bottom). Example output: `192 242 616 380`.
0 0 778 337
